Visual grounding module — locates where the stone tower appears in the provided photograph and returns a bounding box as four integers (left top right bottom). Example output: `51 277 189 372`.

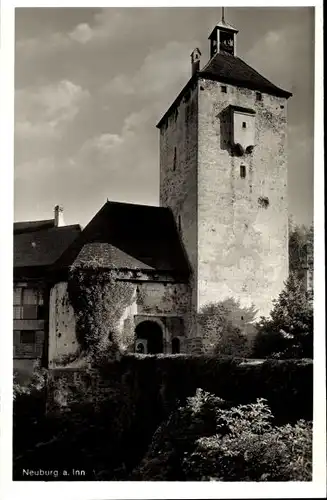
157 15 292 338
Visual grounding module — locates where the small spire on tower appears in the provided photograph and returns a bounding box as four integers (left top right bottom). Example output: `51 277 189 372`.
208 8 238 58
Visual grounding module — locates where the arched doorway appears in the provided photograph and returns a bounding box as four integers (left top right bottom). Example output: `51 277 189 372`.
172 337 180 354
135 321 163 354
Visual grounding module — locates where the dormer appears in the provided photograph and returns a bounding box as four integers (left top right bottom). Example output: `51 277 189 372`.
208 18 238 58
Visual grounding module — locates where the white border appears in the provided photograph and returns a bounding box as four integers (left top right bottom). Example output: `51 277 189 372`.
0 1 325 499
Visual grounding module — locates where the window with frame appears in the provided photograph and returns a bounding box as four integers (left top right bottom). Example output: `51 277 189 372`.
221 85 227 93
20 330 36 344
13 288 44 320
240 165 246 178
242 121 247 129
173 147 177 171
256 92 262 102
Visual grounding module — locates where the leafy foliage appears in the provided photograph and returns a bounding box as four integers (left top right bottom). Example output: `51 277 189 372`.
132 388 229 480
198 298 257 356
13 359 47 401
67 263 134 364
13 355 313 481
134 388 312 481
289 220 313 272
182 393 312 481
253 273 313 359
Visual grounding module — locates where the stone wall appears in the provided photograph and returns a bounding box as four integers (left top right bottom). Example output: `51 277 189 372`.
159 77 289 321
48 274 192 366
48 282 78 368
197 80 288 317
159 81 199 336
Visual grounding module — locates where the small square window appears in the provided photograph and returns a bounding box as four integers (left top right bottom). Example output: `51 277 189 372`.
242 122 247 129
20 331 36 344
240 165 246 178
256 92 262 102
221 85 227 93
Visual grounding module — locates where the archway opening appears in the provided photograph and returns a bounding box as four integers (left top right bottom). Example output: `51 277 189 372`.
135 321 163 354
172 337 180 354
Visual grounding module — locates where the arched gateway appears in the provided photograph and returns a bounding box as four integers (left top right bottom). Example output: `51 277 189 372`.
135 320 163 354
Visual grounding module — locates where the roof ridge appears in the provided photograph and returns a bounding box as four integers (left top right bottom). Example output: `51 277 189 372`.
105 199 165 210
234 56 285 90
199 53 292 97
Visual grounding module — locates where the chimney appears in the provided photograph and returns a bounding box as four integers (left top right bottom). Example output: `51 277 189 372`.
54 205 65 227
190 48 201 76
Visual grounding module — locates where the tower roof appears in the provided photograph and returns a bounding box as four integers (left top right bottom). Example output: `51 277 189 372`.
200 52 292 98
209 19 239 36
156 53 292 128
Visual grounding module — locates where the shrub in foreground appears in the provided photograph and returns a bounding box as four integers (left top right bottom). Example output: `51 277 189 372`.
133 389 312 481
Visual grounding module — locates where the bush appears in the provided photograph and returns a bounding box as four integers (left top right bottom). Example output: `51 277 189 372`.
198 298 256 356
132 388 229 480
134 389 312 481
182 396 312 481
117 354 313 425
13 355 313 481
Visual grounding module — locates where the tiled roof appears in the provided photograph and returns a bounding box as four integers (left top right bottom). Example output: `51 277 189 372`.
55 201 190 276
14 219 55 234
156 53 291 128
14 224 81 268
200 53 292 98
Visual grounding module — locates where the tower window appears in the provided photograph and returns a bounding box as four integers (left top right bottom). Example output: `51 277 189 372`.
20 331 36 344
242 121 247 129
178 215 182 232
221 85 227 93
173 147 177 171
172 337 180 354
256 92 262 102
240 165 246 178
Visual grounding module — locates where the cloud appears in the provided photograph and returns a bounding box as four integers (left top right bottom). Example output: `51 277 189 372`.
103 40 198 115
16 80 90 136
68 106 159 206
14 7 314 228
16 31 70 58
245 23 313 93
14 156 56 181
67 9 156 47
15 120 58 140
15 79 90 168
69 23 94 44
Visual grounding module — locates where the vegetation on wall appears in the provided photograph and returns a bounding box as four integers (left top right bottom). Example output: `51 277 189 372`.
13 354 313 481
198 298 257 357
67 262 134 363
253 272 313 359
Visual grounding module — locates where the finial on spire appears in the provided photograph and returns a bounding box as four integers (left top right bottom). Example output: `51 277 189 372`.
222 7 225 23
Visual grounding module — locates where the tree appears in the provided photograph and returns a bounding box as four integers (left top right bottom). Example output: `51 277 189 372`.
198 298 257 357
253 272 313 359
289 218 314 295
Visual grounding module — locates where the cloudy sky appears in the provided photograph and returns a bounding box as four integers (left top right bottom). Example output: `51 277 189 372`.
14 7 314 228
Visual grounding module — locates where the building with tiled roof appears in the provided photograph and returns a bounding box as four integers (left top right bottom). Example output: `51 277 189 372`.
13 206 82 378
